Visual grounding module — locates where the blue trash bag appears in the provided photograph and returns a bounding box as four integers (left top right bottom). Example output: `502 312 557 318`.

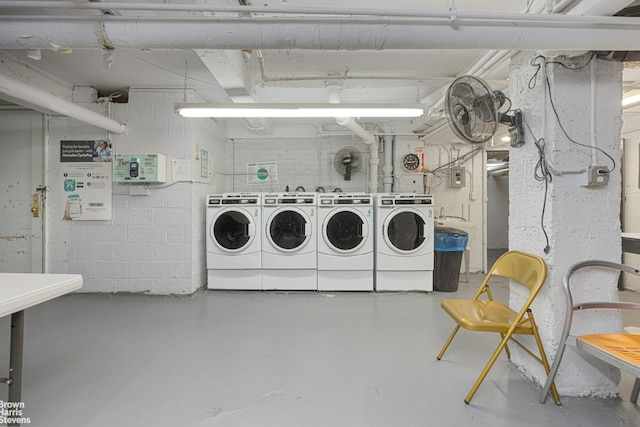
434 226 468 252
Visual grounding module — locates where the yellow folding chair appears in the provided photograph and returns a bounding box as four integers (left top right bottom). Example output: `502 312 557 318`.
436 250 560 404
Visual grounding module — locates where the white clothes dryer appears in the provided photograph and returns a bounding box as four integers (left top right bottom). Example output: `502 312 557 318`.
374 193 434 292
317 193 374 291
206 193 262 290
262 192 317 290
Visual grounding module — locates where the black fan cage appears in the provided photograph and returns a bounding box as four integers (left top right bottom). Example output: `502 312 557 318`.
445 76 499 143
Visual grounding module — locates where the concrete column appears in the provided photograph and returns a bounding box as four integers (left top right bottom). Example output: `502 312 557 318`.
508 52 623 397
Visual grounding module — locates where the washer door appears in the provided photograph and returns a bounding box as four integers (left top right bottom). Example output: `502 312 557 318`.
211 208 256 252
323 208 368 253
267 208 311 252
382 208 429 254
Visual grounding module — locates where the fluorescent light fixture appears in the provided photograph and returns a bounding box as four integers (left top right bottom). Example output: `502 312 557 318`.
175 103 425 118
622 93 640 108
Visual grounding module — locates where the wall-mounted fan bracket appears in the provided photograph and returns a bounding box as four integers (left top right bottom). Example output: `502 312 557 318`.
499 110 524 148
333 146 362 181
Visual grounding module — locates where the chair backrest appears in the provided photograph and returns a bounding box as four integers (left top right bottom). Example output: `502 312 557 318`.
479 251 548 315
561 260 640 333
489 250 547 294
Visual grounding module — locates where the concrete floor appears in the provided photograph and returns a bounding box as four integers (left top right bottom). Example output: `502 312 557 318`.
1 273 640 427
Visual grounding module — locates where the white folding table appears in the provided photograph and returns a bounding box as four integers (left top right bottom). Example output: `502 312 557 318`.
1 273 82 423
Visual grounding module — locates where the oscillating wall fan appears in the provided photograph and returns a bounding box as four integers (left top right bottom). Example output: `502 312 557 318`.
334 146 362 181
445 75 524 146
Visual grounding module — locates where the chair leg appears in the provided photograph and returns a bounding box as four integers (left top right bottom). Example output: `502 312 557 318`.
500 333 511 359
531 326 561 405
539 342 565 404
437 325 460 360
465 333 513 404
631 377 640 404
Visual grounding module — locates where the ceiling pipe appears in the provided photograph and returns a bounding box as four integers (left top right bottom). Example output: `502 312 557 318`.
420 0 633 118
382 135 394 193
328 85 378 192
0 2 637 23
2 15 640 51
422 0 567 113
0 72 126 133
327 85 375 145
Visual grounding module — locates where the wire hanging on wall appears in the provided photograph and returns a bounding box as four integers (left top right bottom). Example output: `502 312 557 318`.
528 54 616 172
526 53 618 254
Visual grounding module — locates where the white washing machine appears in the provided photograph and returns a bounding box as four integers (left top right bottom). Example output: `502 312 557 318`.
262 192 317 290
317 193 374 291
374 193 434 292
206 193 262 290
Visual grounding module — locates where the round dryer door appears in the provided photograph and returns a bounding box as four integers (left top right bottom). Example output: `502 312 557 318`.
267 208 311 252
323 209 368 253
211 208 256 252
383 209 428 253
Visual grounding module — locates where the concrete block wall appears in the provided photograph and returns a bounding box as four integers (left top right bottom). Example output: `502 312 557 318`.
227 137 374 193
191 114 227 292
46 90 225 295
227 134 485 272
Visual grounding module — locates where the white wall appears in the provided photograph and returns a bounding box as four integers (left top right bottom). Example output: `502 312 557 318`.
486 174 509 249
421 141 485 272
622 113 640 291
227 136 374 193
45 90 226 294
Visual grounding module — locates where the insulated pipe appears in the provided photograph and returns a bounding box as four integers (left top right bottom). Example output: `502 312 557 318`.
328 85 375 145
3 16 640 51
0 2 636 23
0 73 126 134
328 85 378 192
382 135 394 193
420 0 626 115
368 136 380 194
335 117 375 145
335 116 379 193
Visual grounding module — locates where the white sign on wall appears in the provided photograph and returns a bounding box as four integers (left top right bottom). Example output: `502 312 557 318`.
60 140 113 221
247 161 278 185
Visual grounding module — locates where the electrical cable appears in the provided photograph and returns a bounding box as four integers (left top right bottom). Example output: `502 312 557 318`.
529 54 616 173
527 53 619 253
544 76 616 172
534 137 552 254
521 112 552 253
431 146 484 173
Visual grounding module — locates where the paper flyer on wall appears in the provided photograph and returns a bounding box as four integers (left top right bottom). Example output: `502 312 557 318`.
247 161 278 185
60 140 113 221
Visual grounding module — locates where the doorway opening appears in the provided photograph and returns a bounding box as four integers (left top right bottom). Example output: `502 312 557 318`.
486 150 509 270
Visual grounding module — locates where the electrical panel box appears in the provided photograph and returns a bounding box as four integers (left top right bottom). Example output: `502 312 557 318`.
113 153 166 183
584 165 609 187
450 166 466 188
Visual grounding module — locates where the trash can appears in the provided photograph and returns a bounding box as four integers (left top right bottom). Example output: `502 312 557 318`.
433 226 469 292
